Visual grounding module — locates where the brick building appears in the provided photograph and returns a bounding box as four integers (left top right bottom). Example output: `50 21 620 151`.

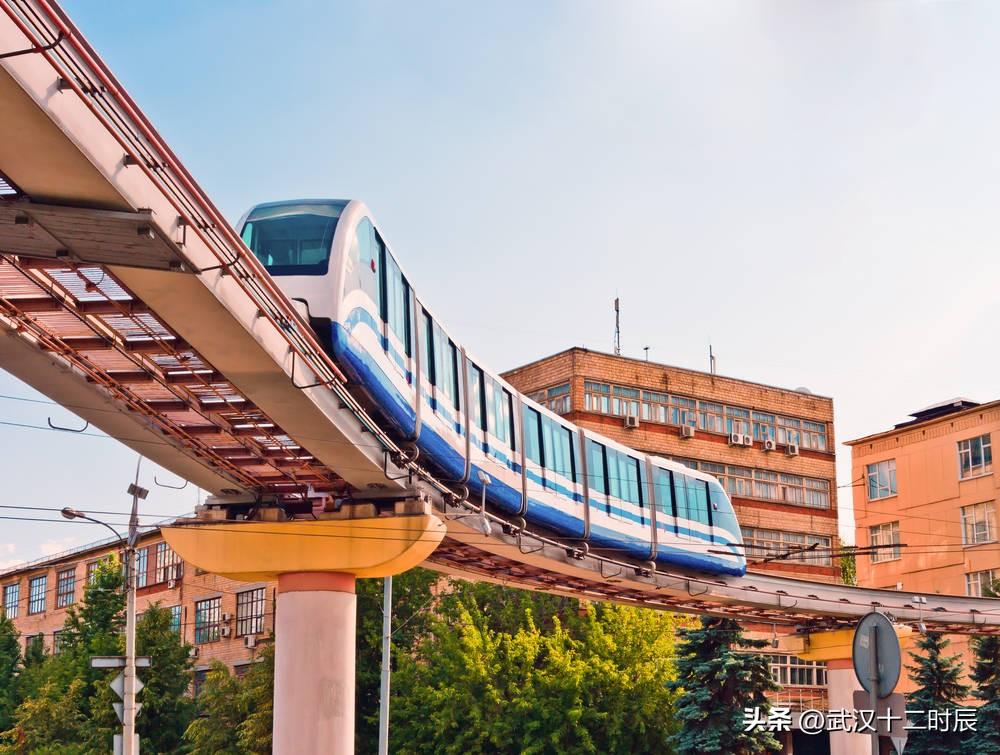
848 397 1000 693
502 347 841 581
1 528 272 687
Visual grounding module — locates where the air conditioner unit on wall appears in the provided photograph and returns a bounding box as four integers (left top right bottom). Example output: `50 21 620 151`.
167 579 177 589
741 434 753 447
728 432 743 446
624 415 639 429
763 438 777 452
244 635 257 649
680 425 695 439
189 647 199 658
221 612 232 622
786 443 800 456
220 626 231 638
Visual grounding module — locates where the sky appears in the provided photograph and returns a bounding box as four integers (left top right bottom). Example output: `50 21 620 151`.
4 0 1000 563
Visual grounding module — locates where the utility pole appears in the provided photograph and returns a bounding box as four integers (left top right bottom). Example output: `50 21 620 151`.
377 575 393 755
123 457 145 755
613 298 621 356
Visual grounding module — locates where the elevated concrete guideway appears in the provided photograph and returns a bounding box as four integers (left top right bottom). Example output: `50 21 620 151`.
1 0 999 636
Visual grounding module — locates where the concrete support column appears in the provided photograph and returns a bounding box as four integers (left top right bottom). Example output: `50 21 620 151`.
273 571 357 755
826 658 869 755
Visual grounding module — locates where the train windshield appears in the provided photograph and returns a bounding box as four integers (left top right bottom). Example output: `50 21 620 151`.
240 200 347 276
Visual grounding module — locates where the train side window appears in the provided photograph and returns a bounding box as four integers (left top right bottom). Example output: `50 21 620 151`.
673 473 691 523
587 440 608 497
523 406 542 465
541 417 574 482
504 390 516 452
693 480 712 526
346 217 381 311
383 250 411 356
467 363 485 432
448 342 460 411
487 384 513 450
420 310 434 383
654 468 676 518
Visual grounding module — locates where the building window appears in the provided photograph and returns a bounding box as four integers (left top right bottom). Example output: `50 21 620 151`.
766 654 827 687
134 547 148 589
741 528 833 567
642 391 670 423
866 460 897 500
959 434 993 479
966 569 998 597
869 522 901 563
27 575 46 614
545 384 571 414
961 502 997 545
193 668 208 697
583 381 610 414
801 420 828 451
670 396 697 427
726 406 751 435
86 555 115 585
170 605 182 634
24 634 43 654
154 542 183 584
699 402 725 433
751 412 775 441
56 568 76 608
777 416 801 446
194 597 221 644
53 630 65 655
237 588 266 636
2 583 18 619
611 386 640 417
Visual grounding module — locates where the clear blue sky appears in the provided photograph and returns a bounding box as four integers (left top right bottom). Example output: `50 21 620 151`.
4 0 1000 562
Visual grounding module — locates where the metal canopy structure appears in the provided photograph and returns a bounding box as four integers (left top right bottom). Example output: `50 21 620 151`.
1 0 999 636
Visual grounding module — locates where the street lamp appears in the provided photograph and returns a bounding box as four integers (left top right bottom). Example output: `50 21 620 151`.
61 458 147 755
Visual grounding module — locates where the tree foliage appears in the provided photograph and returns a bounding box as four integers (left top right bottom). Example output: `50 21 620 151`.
183 642 274 755
0 616 20 733
390 579 684 755
136 603 195 754
669 617 780 755
905 632 970 755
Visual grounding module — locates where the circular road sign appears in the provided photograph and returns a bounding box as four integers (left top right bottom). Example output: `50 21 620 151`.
852 611 901 699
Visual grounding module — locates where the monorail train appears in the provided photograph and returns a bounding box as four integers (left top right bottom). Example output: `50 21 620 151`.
236 199 746 577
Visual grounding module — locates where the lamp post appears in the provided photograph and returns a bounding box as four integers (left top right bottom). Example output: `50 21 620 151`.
61 459 146 755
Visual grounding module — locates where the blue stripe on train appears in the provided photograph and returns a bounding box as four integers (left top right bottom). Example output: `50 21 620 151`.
330 320 745 577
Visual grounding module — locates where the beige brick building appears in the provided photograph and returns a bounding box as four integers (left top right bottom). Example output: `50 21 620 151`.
502 347 841 582
1 529 272 687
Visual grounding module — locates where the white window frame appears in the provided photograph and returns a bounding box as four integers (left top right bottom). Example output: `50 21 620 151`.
866 460 897 501
869 521 901 563
966 569 997 597
958 434 993 480
961 501 997 546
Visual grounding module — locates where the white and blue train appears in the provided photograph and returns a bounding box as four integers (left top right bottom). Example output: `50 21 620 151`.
237 199 746 577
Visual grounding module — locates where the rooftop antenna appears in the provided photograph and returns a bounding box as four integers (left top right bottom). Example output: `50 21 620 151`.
643 346 650 361
613 298 621 356
709 344 717 375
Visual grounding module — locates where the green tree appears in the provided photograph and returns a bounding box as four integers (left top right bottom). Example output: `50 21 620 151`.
839 548 857 586
184 662 244 754
356 569 439 753
136 603 195 754
183 642 274 755
0 616 21 732
391 581 684 754
971 582 1000 753
906 632 970 755
669 617 780 755
0 678 87 755
236 642 274 755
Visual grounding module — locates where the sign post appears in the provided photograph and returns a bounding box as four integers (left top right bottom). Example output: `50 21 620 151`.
853 612 903 755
